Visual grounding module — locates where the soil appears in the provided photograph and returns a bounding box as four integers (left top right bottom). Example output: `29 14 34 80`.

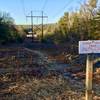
0 47 100 100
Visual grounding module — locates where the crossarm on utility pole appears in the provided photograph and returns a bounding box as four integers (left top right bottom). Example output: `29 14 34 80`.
26 11 48 42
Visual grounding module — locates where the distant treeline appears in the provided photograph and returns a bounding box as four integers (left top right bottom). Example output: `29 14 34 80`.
0 0 100 45
43 0 100 44
21 1 100 44
0 12 25 45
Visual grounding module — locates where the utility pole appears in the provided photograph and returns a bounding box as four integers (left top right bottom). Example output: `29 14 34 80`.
31 11 34 42
41 11 44 41
26 11 34 42
26 11 48 42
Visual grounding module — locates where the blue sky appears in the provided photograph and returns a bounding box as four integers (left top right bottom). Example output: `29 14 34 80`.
0 0 99 25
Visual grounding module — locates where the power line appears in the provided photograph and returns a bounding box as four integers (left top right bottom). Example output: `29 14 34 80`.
20 0 28 24
20 0 26 16
52 0 75 18
41 0 48 10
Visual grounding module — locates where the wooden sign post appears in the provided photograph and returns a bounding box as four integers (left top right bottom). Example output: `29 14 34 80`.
79 40 100 100
86 54 93 100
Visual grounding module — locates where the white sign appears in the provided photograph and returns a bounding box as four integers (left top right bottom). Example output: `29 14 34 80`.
79 40 100 54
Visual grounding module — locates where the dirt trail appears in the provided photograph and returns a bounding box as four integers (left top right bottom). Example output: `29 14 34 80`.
0 47 100 100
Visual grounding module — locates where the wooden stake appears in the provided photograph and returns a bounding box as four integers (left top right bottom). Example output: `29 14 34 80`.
86 54 93 100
